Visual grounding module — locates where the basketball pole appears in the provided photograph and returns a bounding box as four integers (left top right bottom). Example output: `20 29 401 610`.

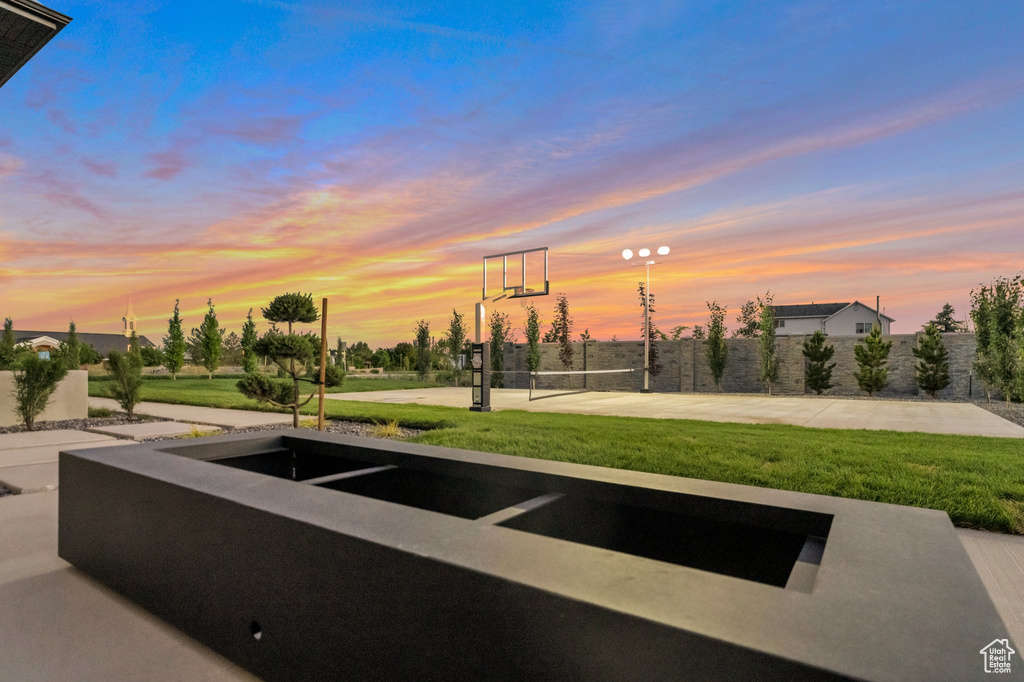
318 297 328 431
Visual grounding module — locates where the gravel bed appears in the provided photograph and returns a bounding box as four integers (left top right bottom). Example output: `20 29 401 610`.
0 414 168 435
144 419 424 443
976 401 1024 429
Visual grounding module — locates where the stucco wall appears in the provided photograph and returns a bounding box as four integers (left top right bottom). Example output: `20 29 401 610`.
503 333 984 399
0 370 88 427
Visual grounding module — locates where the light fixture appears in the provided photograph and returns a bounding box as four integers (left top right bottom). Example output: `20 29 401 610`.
621 249 633 260
638 248 651 257
657 246 670 256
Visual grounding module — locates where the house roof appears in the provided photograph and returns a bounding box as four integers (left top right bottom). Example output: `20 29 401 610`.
772 303 850 319
13 330 156 356
0 0 72 88
772 301 895 322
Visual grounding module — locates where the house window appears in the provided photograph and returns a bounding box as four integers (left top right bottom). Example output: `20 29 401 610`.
775 319 785 329
856 322 875 334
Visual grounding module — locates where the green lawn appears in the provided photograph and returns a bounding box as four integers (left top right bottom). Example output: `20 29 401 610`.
88 378 1024 534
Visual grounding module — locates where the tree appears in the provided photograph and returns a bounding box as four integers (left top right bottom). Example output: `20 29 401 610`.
489 310 514 388
931 303 966 333
0 317 24 370
691 325 705 340
986 276 1023 404
579 328 591 342
335 338 345 368
163 300 186 379
242 309 259 373
914 323 951 397
222 331 243 366
757 292 779 394
371 348 392 368
237 293 338 428
638 282 661 379
446 309 468 387
199 299 223 379
802 331 836 395
553 294 574 386
107 349 143 420
670 325 690 340
733 300 760 338
705 301 728 388
971 285 997 401
261 292 319 334
12 355 68 430
63 321 81 369
128 330 142 367
415 320 431 381
140 346 165 367
79 344 102 365
854 326 893 396
524 304 542 381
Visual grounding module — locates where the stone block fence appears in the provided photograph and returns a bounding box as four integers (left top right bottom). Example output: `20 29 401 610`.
501 333 986 400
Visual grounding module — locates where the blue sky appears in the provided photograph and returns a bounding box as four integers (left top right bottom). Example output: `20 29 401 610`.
1 1 1022 343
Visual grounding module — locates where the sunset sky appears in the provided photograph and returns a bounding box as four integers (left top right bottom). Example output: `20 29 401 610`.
2 1 1023 346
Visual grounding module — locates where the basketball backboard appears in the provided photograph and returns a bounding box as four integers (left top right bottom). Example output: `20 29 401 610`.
482 247 549 302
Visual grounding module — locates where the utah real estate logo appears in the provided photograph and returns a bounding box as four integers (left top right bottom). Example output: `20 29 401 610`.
980 639 1015 674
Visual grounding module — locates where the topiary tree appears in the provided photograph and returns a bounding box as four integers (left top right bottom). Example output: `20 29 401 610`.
489 310 513 388
914 323 951 398
447 309 467 387
854 326 892 396
107 348 143 420
241 308 259 374
415 320 431 381
757 292 779 394
802 330 835 395
705 301 728 388
164 299 186 379
199 298 223 379
238 293 338 428
12 355 68 430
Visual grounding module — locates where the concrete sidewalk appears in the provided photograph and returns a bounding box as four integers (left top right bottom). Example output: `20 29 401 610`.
89 397 293 429
327 387 1024 438
0 430 128 494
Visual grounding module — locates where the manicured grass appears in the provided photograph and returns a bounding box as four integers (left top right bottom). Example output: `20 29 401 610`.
88 379 1024 534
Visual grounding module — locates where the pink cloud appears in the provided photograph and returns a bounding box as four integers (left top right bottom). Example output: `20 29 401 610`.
144 150 187 180
82 158 118 178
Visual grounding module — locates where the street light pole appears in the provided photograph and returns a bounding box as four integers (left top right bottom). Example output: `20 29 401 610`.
644 261 651 392
623 246 670 395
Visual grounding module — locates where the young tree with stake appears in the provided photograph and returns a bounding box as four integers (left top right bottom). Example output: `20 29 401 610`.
241 308 259 374
199 298 223 379
757 292 779 394
705 301 728 388
447 309 467 387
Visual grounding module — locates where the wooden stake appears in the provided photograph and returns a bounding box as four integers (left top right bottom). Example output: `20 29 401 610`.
318 298 328 431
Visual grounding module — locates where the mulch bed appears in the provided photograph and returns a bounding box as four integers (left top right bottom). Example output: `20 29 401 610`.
0 415 168 436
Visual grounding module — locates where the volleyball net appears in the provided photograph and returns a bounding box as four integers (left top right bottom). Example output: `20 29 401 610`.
490 368 640 400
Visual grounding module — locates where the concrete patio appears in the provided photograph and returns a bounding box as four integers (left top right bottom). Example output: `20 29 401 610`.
328 388 1024 438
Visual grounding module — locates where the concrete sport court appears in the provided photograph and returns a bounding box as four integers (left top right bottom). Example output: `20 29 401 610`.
328 388 1024 439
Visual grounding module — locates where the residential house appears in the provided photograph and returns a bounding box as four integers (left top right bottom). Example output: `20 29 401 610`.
771 301 893 336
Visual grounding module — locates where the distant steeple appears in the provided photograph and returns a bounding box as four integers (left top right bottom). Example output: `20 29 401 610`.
122 291 138 338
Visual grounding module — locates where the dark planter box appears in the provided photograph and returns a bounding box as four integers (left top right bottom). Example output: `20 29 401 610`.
59 431 1007 681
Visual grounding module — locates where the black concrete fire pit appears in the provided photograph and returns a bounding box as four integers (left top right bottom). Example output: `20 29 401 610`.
59 431 1008 681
